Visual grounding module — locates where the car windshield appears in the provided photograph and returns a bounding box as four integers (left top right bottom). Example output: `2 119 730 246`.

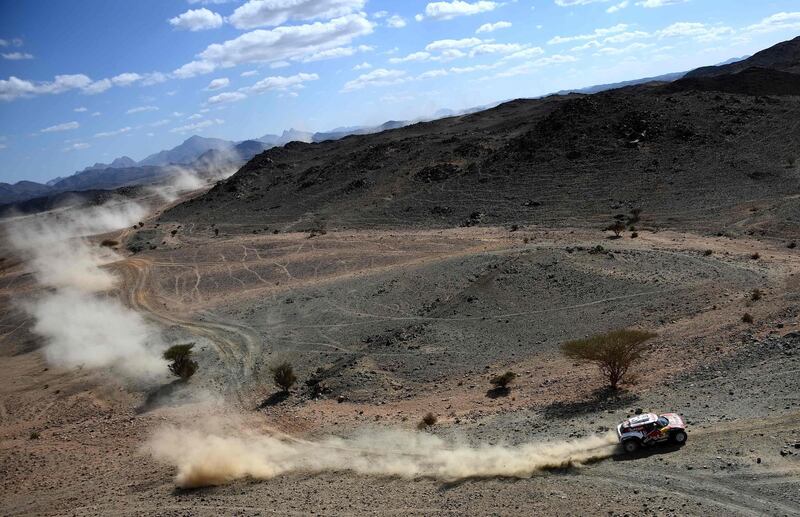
657 416 669 427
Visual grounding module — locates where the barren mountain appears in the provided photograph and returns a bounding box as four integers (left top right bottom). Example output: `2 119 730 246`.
686 35 800 77
163 64 800 239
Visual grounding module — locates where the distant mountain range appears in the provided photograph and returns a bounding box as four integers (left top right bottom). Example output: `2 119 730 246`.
0 49 767 209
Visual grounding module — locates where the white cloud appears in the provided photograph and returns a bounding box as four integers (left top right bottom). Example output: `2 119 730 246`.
418 69 448 79
594 42 654 55
246 72 319 93
302 46 358 62
606 1 629 13
425 37 483 51
175 14 373 77
241 70 258 77
229 0 366 29
186 114 204 120
206 77 230 90
111 72 143 86
0 74 93 101
657 22 733 42
2 52 34 60
170 118 224 133
469 42 526 57
389 51 431 64
149 119 171 127
342 68 406 91
386 15 407 28
745 12 800 34
82 79 112 94
94 126 132 138
636 0 687 7
41 121 79 133
422 1 499 21
476 21 511 33
0 38 23 47
74 106 88 112
207 91 248 104
555 0 611 6
126 105 159 114
63 142 90 152
488 54 578 79
91 111 101 116
169 8 224 31
548 24 628 44
353 61 372 70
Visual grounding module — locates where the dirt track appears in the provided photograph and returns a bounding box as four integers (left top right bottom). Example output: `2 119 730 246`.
1 215 799 516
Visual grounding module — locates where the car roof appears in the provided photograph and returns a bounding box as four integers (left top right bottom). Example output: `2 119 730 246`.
623 413 658 427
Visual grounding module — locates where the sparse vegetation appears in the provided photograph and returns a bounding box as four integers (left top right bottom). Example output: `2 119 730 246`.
742 313 754 324
29 430 40 440
606 220 626 238
271 362 297 393
788 241 796 249
703 249 714 256
418 412 438 430
751 252 760 260
100 239 119 248
163 343 198 380
751 288 763 301
490 371 517 389
630 232 638 238
627 208 642 225
787 156 797 168
561 329 657 390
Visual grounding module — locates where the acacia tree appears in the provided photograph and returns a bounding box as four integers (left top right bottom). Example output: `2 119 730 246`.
163 343 198 380
272 362 297 393
607 220 626 238
561 329 656 389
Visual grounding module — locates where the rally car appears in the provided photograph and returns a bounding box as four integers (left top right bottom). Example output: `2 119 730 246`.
617 412 687 453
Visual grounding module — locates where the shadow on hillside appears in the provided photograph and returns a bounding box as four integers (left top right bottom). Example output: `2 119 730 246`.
258 391 289 408
136 379 187 414
541 387 638 419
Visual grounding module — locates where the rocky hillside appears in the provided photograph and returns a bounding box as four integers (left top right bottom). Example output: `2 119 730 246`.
163 53 800 238
686 35 800 77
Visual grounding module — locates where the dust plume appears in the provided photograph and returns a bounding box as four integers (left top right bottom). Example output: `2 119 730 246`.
146 423 618 488
6 201 167 380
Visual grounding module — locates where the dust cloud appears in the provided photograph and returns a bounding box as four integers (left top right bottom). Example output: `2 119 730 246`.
147 423 618 488
6 201 167 380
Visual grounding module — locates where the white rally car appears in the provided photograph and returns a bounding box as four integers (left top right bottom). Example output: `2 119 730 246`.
617 412 687 453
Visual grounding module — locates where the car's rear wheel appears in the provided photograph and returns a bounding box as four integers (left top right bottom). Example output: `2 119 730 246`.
671 430 687 445
622 439 640 453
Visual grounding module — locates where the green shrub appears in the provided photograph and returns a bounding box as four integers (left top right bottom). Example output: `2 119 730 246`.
561 329 657 389
163 344 198 380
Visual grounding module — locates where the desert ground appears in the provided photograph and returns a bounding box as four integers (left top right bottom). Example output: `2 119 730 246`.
1 187 798 517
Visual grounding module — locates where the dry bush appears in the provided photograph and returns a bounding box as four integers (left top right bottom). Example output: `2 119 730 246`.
703 249 714 256
29 431 40 440
561 329 657 390
418 412 438 430
606 220 626 237
490 371 517 389
163 343 198 380
751 289 763 301
100 239 119 248
742 313 754 324
272 362 297 393
751 252 760 260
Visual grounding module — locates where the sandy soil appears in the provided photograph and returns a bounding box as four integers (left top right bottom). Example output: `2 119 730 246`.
1 203 799 516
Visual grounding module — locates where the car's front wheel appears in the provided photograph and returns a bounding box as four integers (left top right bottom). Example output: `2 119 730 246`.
622 439 640 453
671 430 688 445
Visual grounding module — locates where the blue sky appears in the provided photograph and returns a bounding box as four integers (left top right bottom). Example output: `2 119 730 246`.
1 0 799 184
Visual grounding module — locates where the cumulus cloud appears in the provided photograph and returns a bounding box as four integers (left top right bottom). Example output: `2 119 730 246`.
229 0 366 29
386 15 407 28
0 74 95 101
126 105 159 114
94 126 132 138
555 0 611 5
548 23 628 44
41 121 79 133
421 1 499 21
74 106 88 112
174 14 373 78
606 1 629 12
246 72 319 93
425 37 483 51
169 8 224 31
342 68 406 92
2 52 34 60
207 91 247 104
353 61 371 70
745 12 800 34
476 21 511 33
636 0 687 7
389 51 431 64
63 142 90 152
657 22 733 42
206 77 230 90
170 118 224 133
240 70 258 77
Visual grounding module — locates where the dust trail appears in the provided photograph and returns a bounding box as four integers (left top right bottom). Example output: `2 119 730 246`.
5 201 167 380
146 423 618 487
